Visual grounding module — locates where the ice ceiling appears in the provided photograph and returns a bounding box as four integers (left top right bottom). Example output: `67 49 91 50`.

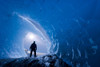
0 0 100 67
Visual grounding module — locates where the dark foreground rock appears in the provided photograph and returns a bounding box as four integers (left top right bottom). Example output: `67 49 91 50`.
0 54 72 67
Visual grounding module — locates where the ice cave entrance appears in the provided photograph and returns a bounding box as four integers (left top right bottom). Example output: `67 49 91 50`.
18 14 51 56
23 32 50 56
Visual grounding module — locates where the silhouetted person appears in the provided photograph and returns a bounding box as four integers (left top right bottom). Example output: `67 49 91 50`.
30 41 37 57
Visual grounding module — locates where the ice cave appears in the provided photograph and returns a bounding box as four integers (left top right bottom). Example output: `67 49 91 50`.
0 0 100 67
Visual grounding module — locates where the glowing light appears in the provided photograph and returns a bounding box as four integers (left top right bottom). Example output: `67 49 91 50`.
23 32 49 53
27 32 35 40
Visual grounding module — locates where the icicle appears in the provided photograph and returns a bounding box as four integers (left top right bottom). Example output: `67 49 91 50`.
77 48 81 57
72 48 74 59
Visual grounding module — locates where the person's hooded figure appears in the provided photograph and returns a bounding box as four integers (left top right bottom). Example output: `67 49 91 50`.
30 41 37 57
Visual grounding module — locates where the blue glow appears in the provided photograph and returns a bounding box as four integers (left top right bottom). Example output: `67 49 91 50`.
0 0 100 67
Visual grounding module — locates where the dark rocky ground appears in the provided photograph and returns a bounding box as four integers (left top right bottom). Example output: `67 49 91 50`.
0 54 72 67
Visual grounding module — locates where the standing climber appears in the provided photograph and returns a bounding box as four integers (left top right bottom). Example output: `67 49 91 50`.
30 41 37 57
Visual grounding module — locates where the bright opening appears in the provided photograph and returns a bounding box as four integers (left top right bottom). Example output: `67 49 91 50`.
23 32 49 56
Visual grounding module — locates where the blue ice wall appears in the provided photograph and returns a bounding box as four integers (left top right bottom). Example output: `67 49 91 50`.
0 0 100 67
